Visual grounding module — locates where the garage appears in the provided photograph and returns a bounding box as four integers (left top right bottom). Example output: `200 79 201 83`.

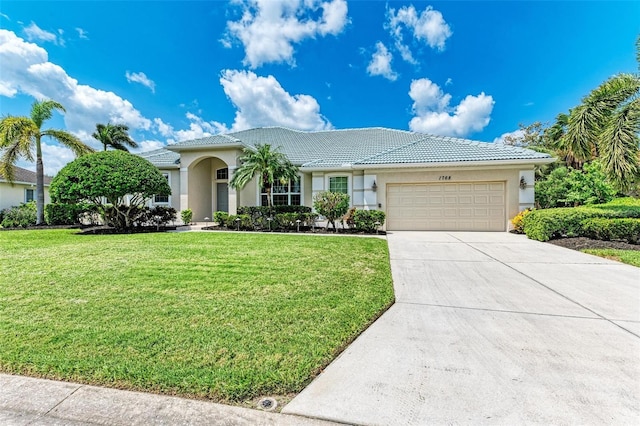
386 182 506 231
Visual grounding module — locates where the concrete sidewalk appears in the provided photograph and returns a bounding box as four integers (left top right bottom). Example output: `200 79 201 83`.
0 374 337 426
283 231 640 425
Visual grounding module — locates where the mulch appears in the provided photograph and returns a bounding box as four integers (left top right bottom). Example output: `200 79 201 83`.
547 237 640 251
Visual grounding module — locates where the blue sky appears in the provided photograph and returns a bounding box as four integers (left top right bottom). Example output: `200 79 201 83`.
0 0 638 174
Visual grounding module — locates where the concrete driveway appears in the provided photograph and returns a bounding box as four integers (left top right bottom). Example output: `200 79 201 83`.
283 232 640 425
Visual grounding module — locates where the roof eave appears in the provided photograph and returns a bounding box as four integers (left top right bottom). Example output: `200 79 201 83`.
300 157 555 171
166 142 245 152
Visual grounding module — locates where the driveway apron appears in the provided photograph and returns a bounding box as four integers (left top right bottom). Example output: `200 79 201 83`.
283 231 640 425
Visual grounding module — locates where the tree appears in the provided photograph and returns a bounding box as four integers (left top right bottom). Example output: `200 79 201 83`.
555 36 640 191
50 150 170 230
313 191 350 230
0 100 94 224
92 123 138 152
534 161 616 209
229 144 299 210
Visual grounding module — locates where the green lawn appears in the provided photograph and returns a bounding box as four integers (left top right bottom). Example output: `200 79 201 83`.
582 249 640 267
0 230 393 402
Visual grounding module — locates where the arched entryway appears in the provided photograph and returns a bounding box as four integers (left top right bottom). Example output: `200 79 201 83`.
188 156 230 221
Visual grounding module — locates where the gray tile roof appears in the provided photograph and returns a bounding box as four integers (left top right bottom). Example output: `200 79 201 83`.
144 127 552 169
138 148 181 167
0 166 52 185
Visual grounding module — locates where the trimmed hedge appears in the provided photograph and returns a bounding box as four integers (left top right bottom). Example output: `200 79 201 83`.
45 203 96 225
522 198 640 242
581 218 640 244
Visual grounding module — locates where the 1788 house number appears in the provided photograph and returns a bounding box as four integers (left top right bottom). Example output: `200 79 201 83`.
438 176 452 181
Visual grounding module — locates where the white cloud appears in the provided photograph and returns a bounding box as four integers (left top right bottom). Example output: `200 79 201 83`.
125 71 156 93
387 4 452 64
367 42 398 81
152 114 228 144
408 78 494 137
224 0 349 68
135 140 166 153
75 27 89 40
445 77 453 86
0 13 10 21
493 129 524 145
40 143 75 176
23 21 61 45
0 29 151 166
220 69 332 131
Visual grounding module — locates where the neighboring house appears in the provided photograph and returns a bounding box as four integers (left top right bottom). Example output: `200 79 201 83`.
140 127 553 231
0 166 52 212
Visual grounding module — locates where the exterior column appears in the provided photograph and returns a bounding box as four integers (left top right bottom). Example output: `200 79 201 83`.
363 174 378 210
228 166 237 215
518 170 535 211
180 166 189 213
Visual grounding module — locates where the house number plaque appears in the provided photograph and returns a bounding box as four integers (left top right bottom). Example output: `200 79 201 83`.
438 175 452 181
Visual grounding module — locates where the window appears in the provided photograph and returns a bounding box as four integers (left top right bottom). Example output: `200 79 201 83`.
329 176 348 194
154 173 170 203
261 179 301 206
25 189 34 203
216 168 228 180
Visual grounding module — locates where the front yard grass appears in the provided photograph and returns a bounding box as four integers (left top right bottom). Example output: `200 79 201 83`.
0 230 393 403
582 249 640 267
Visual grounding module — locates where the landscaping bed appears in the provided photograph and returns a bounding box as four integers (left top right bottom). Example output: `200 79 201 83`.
547 237 639 251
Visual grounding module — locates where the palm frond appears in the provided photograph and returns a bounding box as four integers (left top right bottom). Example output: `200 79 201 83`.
599 96 640 191
30 100 65 129
43 129 95 157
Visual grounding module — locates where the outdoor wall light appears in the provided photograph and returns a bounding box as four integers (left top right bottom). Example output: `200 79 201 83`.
371 180 378 192
519 177 527 190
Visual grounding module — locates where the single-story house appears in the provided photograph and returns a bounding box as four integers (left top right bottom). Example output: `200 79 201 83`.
140 127 553 231
0 166 51 212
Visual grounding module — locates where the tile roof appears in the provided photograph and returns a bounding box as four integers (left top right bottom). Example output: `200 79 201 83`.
138 148 181 167
0 166 52 185
144 127 552 169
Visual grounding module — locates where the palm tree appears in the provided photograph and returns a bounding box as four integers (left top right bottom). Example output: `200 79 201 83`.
92 123 138 152
229 144 299 210
557 36 640 191
0 100 94 224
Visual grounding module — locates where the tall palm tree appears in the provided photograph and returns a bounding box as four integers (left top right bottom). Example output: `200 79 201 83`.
557 36 640 191
0 100 94 224
229 143 299 210
92 123 138 152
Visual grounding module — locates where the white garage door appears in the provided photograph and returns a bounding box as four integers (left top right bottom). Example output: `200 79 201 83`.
387 182 506 231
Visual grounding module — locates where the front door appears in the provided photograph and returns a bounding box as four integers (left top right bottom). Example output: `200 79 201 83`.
216 182 228 212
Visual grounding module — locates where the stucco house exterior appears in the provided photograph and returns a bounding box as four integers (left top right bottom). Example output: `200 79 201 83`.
140 127 553 231
0 166 51 212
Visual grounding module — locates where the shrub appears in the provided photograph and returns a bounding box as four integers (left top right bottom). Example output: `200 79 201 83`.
0 201 37 228
213 211 229 226
144 206 177 229
225 214 252 230
510 208 532 234
522 198 640 241
352 210 386 233
181 209 193 225
313 191 350 230
45 202 94 225
535 162 616 209
50 151 171 231
581 218 640 244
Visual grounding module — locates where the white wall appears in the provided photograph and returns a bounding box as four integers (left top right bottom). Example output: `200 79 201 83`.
0 182 50 211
